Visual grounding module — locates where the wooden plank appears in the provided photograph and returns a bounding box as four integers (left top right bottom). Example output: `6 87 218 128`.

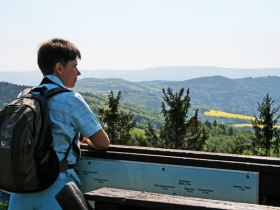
81 144 280 165
85 187 280 210
81 149 280 174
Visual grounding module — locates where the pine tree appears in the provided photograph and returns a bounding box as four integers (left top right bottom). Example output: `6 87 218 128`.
159 87 208 150
251 93 280 156
145 122 162 147
99 91 135 145
135 122 162 147
213 120 218 127
117 112 136 145
160 88 190 149
186 109 208 151
99 91 121 143
228 127 234 136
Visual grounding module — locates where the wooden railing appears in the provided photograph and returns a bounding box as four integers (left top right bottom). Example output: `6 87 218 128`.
80 144 280 207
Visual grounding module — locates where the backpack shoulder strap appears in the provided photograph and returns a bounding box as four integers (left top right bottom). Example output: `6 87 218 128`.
40 76 56 85
39 77 71 98
43 88 71 99
59 134 79 172
30 77 71 99
29 86 69 99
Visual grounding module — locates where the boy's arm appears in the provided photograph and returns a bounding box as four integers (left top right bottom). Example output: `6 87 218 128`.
83 129 110 150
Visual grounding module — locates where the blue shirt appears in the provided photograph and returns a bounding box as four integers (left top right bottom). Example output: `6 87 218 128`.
42 75 102 183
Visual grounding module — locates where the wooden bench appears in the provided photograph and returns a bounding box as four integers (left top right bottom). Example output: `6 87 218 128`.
84 187 280 210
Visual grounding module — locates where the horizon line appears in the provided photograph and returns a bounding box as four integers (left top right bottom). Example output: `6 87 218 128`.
1 65 280 72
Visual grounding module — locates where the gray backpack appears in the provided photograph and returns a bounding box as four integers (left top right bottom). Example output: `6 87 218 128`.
0 84 74 193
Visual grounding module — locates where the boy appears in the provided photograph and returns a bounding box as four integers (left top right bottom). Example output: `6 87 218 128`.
8 38 110 210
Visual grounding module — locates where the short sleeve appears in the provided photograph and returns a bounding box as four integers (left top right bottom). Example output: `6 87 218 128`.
70 93 102 137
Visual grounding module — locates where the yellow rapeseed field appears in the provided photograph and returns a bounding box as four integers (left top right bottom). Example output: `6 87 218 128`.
204 110 254 120
233 123 253 128
204 110 280 128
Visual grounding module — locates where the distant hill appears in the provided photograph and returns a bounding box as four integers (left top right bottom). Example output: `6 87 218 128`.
0 81 163 129
1 66 280 85
0 82 29 107
74 76 280 118
1 76 280 126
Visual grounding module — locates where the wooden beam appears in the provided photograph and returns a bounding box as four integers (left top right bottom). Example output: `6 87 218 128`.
85 187 280 210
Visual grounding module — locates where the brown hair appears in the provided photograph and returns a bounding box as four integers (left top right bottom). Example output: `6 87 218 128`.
37 38 81 75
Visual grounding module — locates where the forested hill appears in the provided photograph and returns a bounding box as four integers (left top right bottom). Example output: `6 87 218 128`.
74 76 280 116
0 82 29 107
1 76 280 118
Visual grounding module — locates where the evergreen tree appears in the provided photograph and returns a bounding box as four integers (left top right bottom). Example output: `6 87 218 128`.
135 122 163 147
117 112 136 145
213 120 218 127
99 90 135 145
186 109 209 150
251 93 280 156
145 122 162 147
134 134 147 147
99 91 121 143
230 139 245 154
159 87 208 150
160 88 190 149
228 127 234 136
205 120 212 129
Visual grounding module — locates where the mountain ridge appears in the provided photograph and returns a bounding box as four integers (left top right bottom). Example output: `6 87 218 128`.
1 75 280 126
74 75 280 118
1 66 280 85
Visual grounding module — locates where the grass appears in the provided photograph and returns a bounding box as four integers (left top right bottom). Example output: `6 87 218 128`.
131 128 145 136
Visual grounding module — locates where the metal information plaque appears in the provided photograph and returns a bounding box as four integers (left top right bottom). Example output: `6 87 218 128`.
75 158 259 204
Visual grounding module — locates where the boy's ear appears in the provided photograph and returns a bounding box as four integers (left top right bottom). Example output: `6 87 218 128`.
54 62 63 75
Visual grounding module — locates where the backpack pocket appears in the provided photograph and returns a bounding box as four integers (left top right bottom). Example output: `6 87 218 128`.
10 106 38 191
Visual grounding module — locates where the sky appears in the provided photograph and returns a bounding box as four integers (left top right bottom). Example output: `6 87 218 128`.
1 0 280 72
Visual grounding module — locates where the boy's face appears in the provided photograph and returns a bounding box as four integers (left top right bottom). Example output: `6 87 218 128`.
58 59 80 88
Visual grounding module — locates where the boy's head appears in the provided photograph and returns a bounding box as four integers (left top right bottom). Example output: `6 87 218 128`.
37 38 81 75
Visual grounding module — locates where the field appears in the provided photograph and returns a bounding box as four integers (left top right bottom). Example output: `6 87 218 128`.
204 110 280 128
204 110 254 121
204 109 254 127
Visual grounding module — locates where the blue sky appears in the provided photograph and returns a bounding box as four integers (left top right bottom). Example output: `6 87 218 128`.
1 0 280 71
